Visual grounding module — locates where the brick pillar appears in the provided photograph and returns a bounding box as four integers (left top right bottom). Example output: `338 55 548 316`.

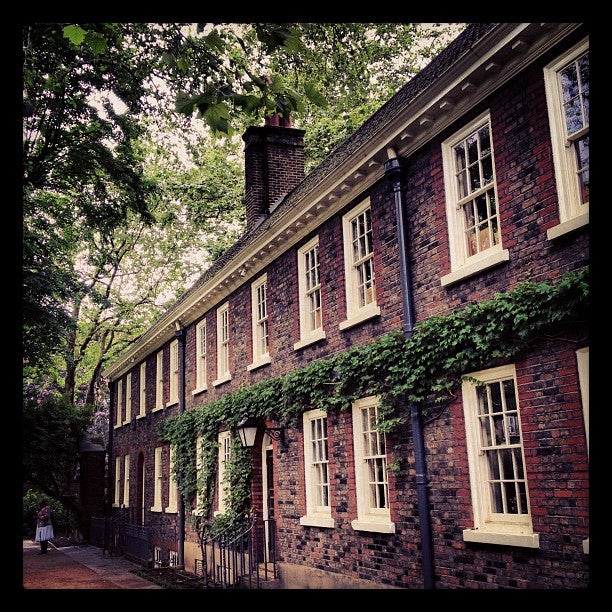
242 124 305 232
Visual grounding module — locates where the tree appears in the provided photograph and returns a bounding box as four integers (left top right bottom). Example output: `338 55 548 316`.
22 389 93 536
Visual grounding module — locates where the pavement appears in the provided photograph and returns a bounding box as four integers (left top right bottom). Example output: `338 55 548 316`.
21 537 163 592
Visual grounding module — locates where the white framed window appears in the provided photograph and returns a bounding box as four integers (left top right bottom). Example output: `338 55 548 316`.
169 339 179 406
441 111 509 286
166 445 178 514
300 409 334 528
295 237 326 349
154 546 163 567
544 39 589 240
138 362 146 418
169 550 179 566
152 446 163 512
462 364 539 548
155 350 164 411
248 275 271 370
194 435 204 515
576 346 589 554
123 454 130 507
340 199 380 330
123 373 132 425
351 396 394 533
213 303 231 386
217 431 232 515
113 456 121 507
193 319 207 393
115 379 123 428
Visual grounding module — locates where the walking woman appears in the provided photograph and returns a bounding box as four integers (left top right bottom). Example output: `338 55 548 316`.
35 499 54 555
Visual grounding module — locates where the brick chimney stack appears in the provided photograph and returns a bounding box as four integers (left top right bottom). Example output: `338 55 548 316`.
242 119 306 232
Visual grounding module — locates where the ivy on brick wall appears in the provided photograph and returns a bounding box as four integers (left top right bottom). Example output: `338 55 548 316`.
158 267 589 529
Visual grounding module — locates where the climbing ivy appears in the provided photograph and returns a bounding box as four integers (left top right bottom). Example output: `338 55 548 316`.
158 267 589 528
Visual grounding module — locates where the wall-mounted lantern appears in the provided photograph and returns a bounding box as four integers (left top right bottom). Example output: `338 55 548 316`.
236 416 286 448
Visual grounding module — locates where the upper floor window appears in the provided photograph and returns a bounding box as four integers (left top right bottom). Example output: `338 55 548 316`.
300 409 334 528
217 431 232 515
152 446 163 512
213 303 231 386
194 319 207 393
169 339 179 406
124 373 132 425
461 364 539 548
351 396 394 534
195 435 204 515
295 237 326 349
544 39 589 240
123 454 130 507
249 275 271 370
155 350 164 411
138 362 146 418
441 112 509 286
115 379 123 428
340 199 380 330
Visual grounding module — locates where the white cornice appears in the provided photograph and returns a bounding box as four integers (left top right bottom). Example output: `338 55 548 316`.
102 22 583 381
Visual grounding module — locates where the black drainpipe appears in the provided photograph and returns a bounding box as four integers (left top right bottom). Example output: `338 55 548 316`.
384 151 435 590
174 321 187 567
107 381 115 530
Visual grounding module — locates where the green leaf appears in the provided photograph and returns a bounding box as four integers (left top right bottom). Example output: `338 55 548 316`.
84 31 108 55
63 25 87 46
304 82 328 108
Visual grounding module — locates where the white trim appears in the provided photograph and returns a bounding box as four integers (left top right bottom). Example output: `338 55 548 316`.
296 237 325 346
123 373 132 425
547 211 589 241
249 275 270 369
300 409 334 528
543 38 589 231
194 319 207 392
217 431 232 514
123 454 130 507
215 303 230 383
138 361 146 417
461 365 538 548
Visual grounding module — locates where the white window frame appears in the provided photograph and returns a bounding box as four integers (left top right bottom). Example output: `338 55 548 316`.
169 339 179 406
115 379 123 428
193 319 208 394
300 409 334 528
339 198 380 330
216 430 232 515
576 346 589 554
123 373 132 425
295 237 326 350
165 445 178 514
154 546 163 567
168 550 179 567
544 38 589 240
462 364 539 548
351 396 394 533
113 456 121 507
155 350 164 411
123 454 130 507
248 275 271 370
138 362 146 418
441 111 509 287
152 446 163 512
213 303 231 386
194 435 204 515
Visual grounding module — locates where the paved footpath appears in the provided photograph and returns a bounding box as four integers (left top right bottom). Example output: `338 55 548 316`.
21 538 163 591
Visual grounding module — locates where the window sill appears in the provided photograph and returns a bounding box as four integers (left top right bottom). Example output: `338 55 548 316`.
113 424 122 430
136 413 146 420
122 419 132 426
463 528 540 548
351 519 395 534
152 406 165 413
166 400 178 408
247 355 271 371
294 329 326 351
339 305 381 331
299 515 335 528
191 386 208 396
440 249 509 287
213 374 232 387
165 507 178 514
150 506 163 513
546 211 589 241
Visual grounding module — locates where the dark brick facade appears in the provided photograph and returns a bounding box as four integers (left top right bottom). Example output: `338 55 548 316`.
107 24 589 589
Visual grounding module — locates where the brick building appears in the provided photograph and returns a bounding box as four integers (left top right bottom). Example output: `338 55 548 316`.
102 22 589 589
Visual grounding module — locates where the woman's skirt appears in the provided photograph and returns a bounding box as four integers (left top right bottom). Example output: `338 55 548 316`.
35 524 54 542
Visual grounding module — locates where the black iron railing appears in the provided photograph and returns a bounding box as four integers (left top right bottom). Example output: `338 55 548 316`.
195 513 277 589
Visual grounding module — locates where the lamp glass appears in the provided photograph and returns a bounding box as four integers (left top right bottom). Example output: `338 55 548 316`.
237 417 258 448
